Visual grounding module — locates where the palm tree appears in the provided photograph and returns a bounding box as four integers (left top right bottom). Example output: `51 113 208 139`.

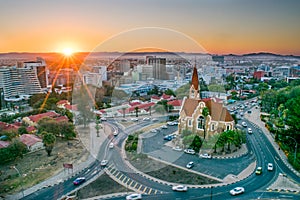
202 107 209 139
42 132 56 156
135 107 139 117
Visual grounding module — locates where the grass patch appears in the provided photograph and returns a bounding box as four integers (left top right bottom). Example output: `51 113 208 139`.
127 152 220 185
77 173 130 199
0 138 89 196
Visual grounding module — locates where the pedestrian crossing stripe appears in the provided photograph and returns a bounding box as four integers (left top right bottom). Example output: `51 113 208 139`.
148 188 152 194
133 182 138 188
138 185 143 190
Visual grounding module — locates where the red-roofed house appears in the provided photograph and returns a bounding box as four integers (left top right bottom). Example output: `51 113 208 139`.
19 134 43 151
55 116 69 123
121 102 155 116
57 100 70 109
167 100 182 111
0 141 10 149
0 122 19 132
26 126 37 133
22 111 61 126
151 95 161 103
161 93 175 101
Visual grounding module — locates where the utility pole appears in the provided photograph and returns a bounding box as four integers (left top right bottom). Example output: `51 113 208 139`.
12 166 24 198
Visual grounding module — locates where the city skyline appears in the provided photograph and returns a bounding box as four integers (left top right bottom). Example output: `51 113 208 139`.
1 0 300 55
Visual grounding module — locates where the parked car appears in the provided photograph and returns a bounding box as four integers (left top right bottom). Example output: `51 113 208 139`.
131 118 138 122
152 118 158 122
164 135 173 141
172 146 183 151
248 128 252 134
167 121 175 126
184 149 195 155
267 163 273 171
100 117 107 121
150 129 158 133
160 125 168 129
172 185 188 192
73 177 86 185
126 193 142 200
109 142 114 149
255 167 262 175
113 130 118 136
242 122 247 127
100 159 108 167
142 117 150 121
199 153 212 159
186 161 194 169
230 187 245 196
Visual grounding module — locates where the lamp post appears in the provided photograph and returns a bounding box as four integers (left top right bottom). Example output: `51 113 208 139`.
210 186 213 200
286 136 298 164
12 166 24 198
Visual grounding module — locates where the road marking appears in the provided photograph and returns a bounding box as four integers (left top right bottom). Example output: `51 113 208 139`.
118 174 124 181
129 180 135 187
138 185 143 191
148 188 152 194
143 187 148 193
125 179 131 185
112 170 119 176
154 190 157 194
133 182 138 188
121 176 128 183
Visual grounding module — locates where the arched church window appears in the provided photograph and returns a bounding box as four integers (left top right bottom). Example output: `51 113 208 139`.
197 116 205 129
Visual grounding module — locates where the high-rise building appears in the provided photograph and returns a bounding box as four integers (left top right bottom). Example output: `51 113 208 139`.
147 57 167 80
23 57 48 89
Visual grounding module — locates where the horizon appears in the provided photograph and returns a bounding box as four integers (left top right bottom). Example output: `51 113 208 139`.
1 1 300 55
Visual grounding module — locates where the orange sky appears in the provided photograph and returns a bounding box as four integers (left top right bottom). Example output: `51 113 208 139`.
1 0 300 55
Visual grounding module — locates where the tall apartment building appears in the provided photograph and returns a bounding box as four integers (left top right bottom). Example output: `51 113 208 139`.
147 57 167 80
0 66 43 98
92 66 107 81
23 57 48 89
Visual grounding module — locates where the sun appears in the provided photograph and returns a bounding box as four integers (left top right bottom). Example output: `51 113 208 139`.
62 48 74 56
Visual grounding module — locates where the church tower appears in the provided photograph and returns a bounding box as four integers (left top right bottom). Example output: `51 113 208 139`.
189 66 200 99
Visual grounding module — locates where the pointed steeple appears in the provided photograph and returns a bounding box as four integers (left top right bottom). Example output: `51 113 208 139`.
189 66 200 99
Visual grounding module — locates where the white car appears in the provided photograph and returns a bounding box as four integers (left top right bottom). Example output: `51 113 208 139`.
242 122 247 127
267 163 273 171
160 125 168 129
199 153 212 159
100 160 108 167
150 129 158 133
113 130 118 136
143 117 150 121
172 185 188 192
248 128 252 134
172 146 183 151
186 161 194 169
126 193 142 200
184 149 195 155
131 118 138 122
100 117 107 121
109 142 114 149
230 187 245 196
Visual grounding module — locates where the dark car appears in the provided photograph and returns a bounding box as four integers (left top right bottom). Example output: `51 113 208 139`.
164 135 173 141
73 177 86 185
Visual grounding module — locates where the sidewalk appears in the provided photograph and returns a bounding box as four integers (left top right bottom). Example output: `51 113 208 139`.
6 122 110 200
244 108 300 177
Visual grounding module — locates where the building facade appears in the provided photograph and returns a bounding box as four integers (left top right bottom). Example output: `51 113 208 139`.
178 67 235 138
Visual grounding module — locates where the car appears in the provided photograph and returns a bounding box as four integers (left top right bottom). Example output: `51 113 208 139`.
248 128 252 134
100 159 108 167
267 163 273 171
73 177 86 185
121 118 127 122
186 161 194 169
131 118 139 122
172 185 188 192
247 110 252 114
255 167 262 175
126 193 142 200
230 187 245 196
164 135 173 141
199 153 212 159
152 118 158 122
150 129 158 133
113 130 118 136
172 146 183 151
160 125 168 129
109 142 114 149
100 117 107 121
167 121 175 126
184 149 195 155
142 117 150 121
242 122 247 127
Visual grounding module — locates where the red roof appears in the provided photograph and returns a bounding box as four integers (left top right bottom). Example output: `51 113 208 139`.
0 141 10 149
20 134 42 147
161 94 172 100
65 104 78 111
124 102 155 113
28 111 60 123
55 116 69 122
167 99 182 107
151 95 160 100
0 122 19 132
26 126 37 133
129 102 141 106
57 100 69 106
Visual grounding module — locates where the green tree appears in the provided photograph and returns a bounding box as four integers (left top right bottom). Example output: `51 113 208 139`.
59 121 76 139
164 89 176 97
134 107 139 117
18 126 28 135
42 132 56 156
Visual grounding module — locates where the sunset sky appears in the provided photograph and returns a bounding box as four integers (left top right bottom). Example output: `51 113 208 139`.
1 0 300 55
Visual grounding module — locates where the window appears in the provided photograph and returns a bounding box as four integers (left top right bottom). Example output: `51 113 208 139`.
197 116 205 129
226 125 230 130
211 124 215 131
188 119 192 126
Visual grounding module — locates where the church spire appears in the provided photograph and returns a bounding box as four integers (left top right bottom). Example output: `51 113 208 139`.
189 65 200 99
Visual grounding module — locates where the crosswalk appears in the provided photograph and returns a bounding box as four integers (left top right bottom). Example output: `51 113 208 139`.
105 164 164 195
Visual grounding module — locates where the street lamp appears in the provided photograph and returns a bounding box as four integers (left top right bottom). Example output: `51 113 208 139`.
12 166 24 198
286 136 298 164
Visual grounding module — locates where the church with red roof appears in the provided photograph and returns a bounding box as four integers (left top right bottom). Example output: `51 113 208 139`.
178 66 235 138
